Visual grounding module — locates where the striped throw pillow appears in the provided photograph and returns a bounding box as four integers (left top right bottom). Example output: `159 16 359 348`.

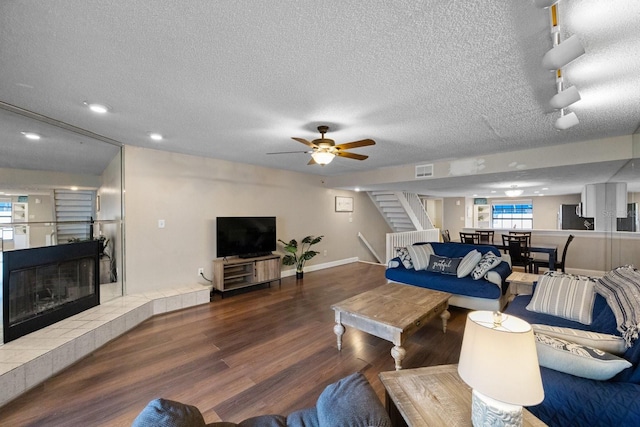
526 271 597 325
406 244 434 270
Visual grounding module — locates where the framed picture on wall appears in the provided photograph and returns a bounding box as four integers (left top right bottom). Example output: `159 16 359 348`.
335 196 353 212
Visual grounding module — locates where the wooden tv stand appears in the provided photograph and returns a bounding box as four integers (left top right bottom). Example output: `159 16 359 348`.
212 254 281 296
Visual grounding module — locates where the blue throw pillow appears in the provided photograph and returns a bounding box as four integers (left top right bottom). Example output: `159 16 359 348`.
317 372 391 427
425 255 461 275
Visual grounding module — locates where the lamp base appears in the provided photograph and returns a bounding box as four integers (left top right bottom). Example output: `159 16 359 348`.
471 389 523 427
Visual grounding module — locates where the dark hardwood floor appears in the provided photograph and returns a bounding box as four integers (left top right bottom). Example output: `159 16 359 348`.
0 262 467 426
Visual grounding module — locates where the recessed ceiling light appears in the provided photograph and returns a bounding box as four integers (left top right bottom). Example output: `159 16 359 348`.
149 133 163 141
84 102 110 114
70 186 78 191
21 132 41 140
542 187 549 190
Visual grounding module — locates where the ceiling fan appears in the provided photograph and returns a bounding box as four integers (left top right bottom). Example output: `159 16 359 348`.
268 125 375 165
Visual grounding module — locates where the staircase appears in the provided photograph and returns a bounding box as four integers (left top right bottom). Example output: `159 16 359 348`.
368 191 435 232
53 189 96 243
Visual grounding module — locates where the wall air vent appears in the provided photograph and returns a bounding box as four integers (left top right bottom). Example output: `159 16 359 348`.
415 164 434 179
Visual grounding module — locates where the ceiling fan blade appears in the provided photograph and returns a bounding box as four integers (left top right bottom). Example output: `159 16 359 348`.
266 150 312 155
335 151 368 161
307 157 317 165
292 137 318 148
334 139 375 150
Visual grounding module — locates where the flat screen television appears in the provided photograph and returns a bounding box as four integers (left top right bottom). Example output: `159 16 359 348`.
216 216 276 258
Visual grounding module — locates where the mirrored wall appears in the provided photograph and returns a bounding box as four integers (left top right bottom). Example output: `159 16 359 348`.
0 104 125 317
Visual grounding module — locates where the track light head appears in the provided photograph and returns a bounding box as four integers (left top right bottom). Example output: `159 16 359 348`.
550 85 581 109
554 111 579 130
534 0 558 8
542 35 585 70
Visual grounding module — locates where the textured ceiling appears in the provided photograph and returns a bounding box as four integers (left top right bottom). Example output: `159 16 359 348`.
1 0 639 196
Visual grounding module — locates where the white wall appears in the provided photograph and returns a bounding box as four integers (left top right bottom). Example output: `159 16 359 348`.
123 146 391 294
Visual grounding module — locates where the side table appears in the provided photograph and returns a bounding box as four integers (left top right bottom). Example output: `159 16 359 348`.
507 271 540 296
379 364 546 426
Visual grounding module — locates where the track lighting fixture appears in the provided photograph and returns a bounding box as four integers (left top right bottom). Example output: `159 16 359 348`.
542 34 585 70
550 85 581 109
554 110 579 130
533 0 558 8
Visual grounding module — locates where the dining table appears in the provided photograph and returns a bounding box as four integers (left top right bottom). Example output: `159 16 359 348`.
457 235 558 271
491 242 558 271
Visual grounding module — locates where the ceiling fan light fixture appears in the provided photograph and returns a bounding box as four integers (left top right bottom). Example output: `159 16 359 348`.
311 151 335 165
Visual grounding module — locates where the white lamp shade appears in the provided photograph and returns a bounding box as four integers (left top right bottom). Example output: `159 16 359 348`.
550 86 581 109
555 111 579 130
311 151 335 165
458 311 544 406
542 35 585 70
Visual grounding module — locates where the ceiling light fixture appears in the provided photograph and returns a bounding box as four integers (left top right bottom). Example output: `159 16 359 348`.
21 132 41 140
550 85 581 109
534 0 558 8
555 109 579 130
505 185 523 197
84 102 110 114
149 133 163 141
542 34 585 70
311 151 335 165
541 2 583 130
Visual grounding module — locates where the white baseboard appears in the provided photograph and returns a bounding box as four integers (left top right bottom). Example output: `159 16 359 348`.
281 257 359 277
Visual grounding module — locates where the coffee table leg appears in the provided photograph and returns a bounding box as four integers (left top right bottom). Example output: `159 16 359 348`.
334 323 345 351
391 345 406 370
440 308 451 333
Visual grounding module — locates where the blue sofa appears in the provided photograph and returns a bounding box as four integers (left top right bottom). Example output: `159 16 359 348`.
505 291 640 426
385 242 512 311
132 372 391 427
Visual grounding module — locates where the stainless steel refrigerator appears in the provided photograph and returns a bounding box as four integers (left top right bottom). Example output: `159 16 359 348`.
617 203 639 232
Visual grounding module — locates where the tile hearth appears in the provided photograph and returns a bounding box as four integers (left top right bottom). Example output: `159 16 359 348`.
0 284 210 407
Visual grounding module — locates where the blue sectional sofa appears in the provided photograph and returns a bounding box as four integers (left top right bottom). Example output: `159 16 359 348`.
385 242 512 311
132 372 391 427
505 273 640 427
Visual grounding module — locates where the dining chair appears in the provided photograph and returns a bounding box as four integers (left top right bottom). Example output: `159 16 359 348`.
460 232 480 244
532 234 574 273
501 234 533 272
508 230 532 237
475 230 494 244
442 229 451 243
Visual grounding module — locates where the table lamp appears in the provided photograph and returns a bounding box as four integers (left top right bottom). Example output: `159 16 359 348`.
458 311 544 427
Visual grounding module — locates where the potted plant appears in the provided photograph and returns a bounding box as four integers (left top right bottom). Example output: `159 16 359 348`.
278 235 324 279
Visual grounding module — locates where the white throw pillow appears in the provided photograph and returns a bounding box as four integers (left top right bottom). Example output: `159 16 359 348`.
395 247 413 269
406 244 434 271
532 324 626 355
457 249 482 278
535 333 631 380
526 271 597 325
471 252 500 280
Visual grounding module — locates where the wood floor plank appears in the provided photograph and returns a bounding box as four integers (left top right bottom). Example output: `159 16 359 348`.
0 262 467 426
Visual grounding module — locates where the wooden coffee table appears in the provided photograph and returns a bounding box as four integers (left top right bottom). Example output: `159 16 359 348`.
331 283 451 370
379 365 546 426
